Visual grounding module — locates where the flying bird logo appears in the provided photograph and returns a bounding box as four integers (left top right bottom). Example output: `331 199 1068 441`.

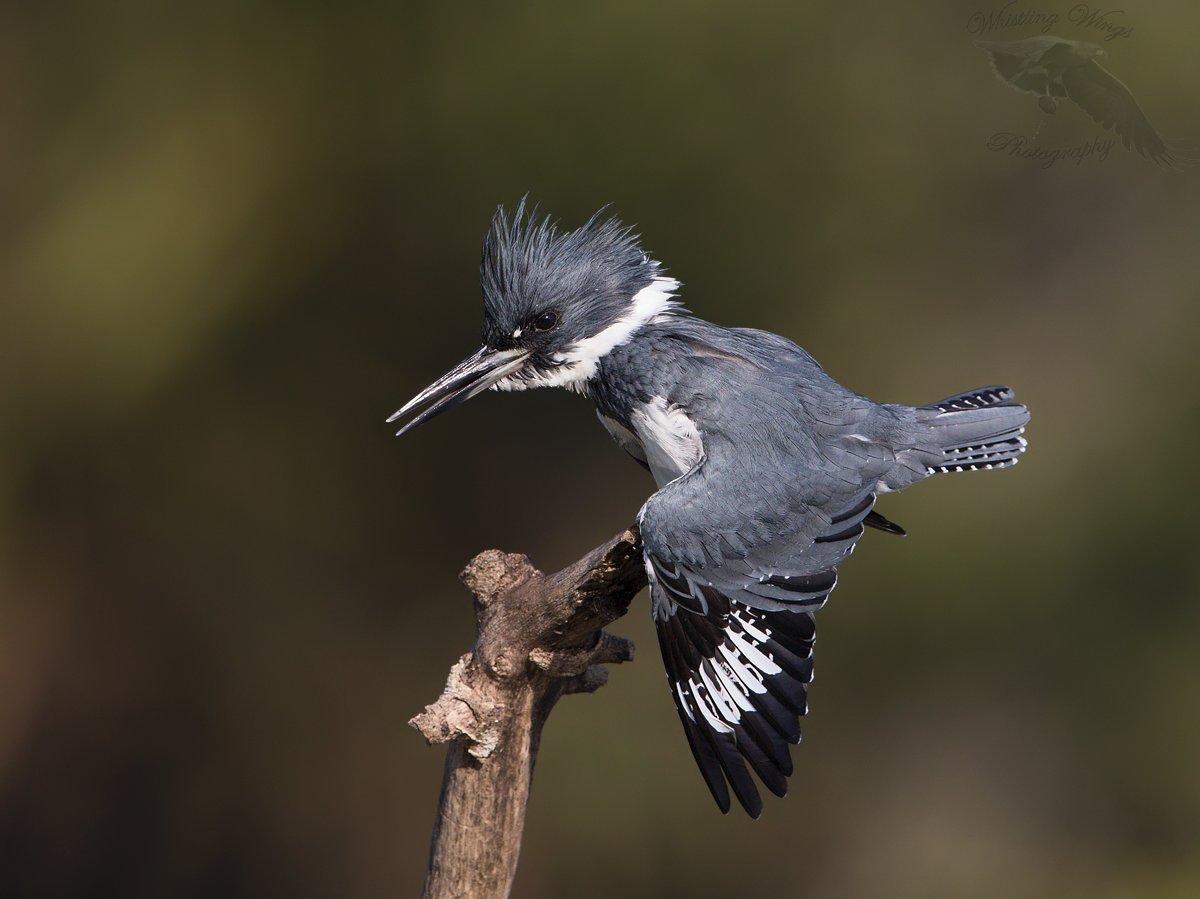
975 36 1195 170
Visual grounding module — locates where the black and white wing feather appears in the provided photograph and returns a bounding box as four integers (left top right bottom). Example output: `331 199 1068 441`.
641 484 878 817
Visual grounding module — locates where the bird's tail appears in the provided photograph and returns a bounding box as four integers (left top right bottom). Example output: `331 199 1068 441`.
917 386 1029 474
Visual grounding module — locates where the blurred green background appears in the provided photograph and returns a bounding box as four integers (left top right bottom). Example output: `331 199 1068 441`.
2 1 1198 896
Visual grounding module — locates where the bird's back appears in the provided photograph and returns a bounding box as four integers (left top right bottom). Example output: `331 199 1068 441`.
591 316 905 498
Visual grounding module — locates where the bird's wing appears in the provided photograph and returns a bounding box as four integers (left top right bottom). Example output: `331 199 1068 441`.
1062 59 1188 169
639 455 878 817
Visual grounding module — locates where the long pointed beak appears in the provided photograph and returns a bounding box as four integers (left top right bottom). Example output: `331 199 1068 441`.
387 346 529 437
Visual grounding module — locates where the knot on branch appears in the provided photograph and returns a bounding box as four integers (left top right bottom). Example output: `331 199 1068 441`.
528 630 636 696
529 631 635 675
460 550 538 608
409 655 507 759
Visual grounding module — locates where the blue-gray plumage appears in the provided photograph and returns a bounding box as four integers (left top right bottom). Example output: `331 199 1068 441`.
390 201 1030 818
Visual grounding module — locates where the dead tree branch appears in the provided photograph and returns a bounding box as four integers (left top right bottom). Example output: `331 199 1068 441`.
410 526 646 899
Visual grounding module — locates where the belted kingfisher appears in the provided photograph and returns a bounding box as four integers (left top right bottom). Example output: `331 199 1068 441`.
391 201 1030 818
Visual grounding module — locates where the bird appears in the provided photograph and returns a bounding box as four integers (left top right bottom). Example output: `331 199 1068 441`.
975 35 1193 169
390 201 1030 817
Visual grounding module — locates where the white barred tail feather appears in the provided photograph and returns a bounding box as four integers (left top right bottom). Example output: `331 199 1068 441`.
931 385 1015 412
921 385 1029 475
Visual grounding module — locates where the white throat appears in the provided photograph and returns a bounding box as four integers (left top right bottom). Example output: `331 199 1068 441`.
492 276 681 394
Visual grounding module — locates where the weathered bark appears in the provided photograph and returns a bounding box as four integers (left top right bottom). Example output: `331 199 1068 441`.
410 526 647 899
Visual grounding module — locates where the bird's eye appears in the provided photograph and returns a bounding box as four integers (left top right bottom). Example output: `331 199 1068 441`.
533 311 559 331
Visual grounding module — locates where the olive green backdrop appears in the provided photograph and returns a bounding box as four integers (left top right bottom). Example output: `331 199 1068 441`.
1 1 1198 896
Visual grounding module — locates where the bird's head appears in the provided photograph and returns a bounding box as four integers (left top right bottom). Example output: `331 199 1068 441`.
389 200 680 436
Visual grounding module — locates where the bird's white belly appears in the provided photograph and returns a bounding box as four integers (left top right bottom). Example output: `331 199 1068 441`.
617 396 703 487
